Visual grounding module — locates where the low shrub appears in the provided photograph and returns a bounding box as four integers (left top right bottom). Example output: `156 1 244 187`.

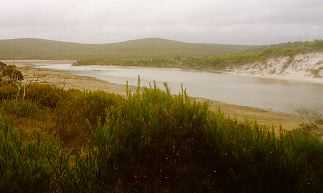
55 90 122 145
0 119 68 193
0 100 44 119
82 87 323 193
0 83 18 100
0 84 323 193
25 84 65 108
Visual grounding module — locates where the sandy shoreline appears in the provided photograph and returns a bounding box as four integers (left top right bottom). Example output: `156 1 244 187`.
228 52 323 85
227 71 323 85
6 60 302 130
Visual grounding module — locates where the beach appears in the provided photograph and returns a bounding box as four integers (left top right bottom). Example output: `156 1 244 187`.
10 60 302 130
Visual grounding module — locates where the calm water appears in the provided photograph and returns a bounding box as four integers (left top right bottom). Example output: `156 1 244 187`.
34 63 323 114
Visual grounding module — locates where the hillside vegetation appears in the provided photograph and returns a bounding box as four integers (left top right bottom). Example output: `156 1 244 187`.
0 38 255 60
0 67 323 192
1 38 323 70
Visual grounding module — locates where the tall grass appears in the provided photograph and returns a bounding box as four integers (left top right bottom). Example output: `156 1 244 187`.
0 83 323 193
0 117 68 193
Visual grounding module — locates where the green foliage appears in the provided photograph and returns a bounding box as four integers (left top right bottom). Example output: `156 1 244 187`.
82 87 323 193
0 83 18 100
78 40 323 70
0 38 254 60
25 84 65 108
2 65 24 81
55 90 122 144
0 119 68 193
0 62 24 82
0 83 323 193
0 100 43 119
2 39 323 70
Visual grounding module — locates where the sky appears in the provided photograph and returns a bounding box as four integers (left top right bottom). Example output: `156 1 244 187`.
0 0 323 45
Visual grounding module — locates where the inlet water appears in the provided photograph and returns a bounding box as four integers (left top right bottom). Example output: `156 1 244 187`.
34 63 323 114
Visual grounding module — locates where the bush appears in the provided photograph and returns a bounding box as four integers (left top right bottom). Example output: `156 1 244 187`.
86 87 210 193
0 120 68 193
25 84 65 108
55 90 122 145
1 84 323 193
0 100 43 119
80 87 323 193
0 83 18 100
2 65 24 81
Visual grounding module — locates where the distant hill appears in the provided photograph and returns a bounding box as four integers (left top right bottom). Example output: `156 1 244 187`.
0 38 257 60
1 38 322 70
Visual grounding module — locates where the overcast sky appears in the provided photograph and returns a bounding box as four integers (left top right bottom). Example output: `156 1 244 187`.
0 0 323 44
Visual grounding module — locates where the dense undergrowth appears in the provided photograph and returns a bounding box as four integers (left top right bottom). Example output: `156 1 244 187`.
77 40 323 70
0 82 323 193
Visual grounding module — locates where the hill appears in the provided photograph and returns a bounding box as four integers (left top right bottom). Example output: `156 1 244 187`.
0 38 256 60
1 38 323 70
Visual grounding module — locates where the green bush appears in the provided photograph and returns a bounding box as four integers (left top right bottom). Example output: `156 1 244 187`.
25 84 65 108
77 40 323 70
0 100 43 119
83 87 323 193
85 87 210 193
0 83 18 100
0 120 68 193
55 90 122 144
0 84 323 193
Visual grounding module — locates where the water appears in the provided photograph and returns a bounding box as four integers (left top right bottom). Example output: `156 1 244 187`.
33 63 323 114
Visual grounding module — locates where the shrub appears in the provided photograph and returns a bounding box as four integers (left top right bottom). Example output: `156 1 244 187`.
2 65 24 81
1 84 323 193
55 90 122 145
0 83 18 100
84 87 323 193
86 87 210 193
0 100 43 119
0 119 68 193
24 84 65 108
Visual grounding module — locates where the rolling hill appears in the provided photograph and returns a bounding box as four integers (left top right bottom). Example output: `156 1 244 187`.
1 38 323 70
0 38 257 60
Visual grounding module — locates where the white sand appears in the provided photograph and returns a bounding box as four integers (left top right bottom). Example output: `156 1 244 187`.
228 52 323 84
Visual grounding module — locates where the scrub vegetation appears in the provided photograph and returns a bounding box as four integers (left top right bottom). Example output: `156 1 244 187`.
78 40 323 69
1 38 322 70
0 38 255 61
0 64 323 193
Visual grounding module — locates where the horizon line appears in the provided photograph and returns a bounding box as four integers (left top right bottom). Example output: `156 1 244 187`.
0 37 322 46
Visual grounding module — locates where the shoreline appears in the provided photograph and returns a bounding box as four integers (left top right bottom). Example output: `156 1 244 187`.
227 71 323 85
5 59 323 85
77 63 323 85
10 60 302 130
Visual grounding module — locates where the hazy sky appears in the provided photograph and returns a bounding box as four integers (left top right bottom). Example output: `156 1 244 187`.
0 0 323 44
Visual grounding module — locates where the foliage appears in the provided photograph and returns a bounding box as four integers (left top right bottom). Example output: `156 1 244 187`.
2 39 323 70
24 84 65 108
0 83 323 193
0 118 68 193
77 40 323 70
55 90 122 145
0 100 43 119
0 38 254 60
0 62 24 82
0 83 18 100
